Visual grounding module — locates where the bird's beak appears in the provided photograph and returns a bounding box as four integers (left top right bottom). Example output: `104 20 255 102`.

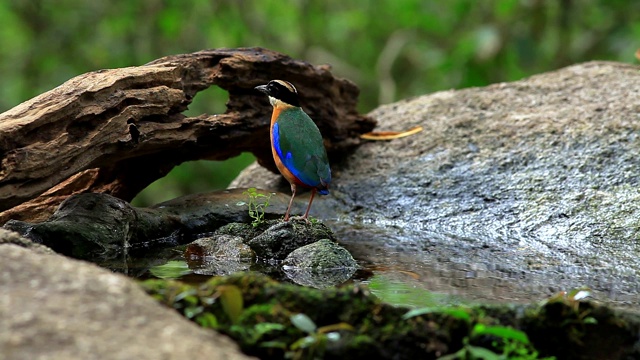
254 84 268 94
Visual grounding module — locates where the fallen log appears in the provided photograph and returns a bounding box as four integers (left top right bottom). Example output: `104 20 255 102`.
0 47 376 223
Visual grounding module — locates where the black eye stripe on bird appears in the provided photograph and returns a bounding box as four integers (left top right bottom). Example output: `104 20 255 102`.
275 80 297 94
254 80 331 222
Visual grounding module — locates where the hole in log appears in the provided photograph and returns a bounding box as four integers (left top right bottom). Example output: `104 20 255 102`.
128 123 140 143
131 153 256 207
184 86 229 117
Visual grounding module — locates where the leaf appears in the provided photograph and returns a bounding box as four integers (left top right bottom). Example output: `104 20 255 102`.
472 324 529 344
290 313 317 334
403 307 471 322
465 345 503 360
149 260 192 279
325 332 341 342
260 341 288 349
544 290 568 304
196 312 219 328
368 274 466 308
218 285 244 324
290 335 317 350
174 288 197 302
317 322 354 334
568 287 592 301
254 322 286 337
403 307 438 319
436 348 467 360
442 308 472 322
184 305 204 319
360 125 423 140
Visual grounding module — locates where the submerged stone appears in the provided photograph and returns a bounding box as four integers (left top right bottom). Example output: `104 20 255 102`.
283 239 357 270
187 235 255 262
247 219 337 260
282 239 358 288
177 219 351 280
184 235 255 276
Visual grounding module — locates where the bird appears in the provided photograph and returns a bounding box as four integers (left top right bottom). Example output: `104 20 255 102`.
255 80 331 221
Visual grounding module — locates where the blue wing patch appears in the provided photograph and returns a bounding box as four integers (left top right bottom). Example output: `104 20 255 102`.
272 122 323 188
273 122 285 160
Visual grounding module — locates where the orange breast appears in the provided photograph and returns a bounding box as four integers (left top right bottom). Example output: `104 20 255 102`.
270 105 307 187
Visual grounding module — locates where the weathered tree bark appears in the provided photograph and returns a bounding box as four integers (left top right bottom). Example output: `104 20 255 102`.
0 48 376 223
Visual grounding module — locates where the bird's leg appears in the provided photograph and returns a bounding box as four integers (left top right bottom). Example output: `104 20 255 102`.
302 188 317 221
284 183 297 221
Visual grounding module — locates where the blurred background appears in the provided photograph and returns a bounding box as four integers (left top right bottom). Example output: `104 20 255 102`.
1 0 638 206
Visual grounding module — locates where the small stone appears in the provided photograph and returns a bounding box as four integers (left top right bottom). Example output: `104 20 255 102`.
282 239 358 288
184 235 255 276
187 235 255 261
283 239 357 270
248 219 336 260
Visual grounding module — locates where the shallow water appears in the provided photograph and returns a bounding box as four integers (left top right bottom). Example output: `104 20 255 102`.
329 218 640 311
100 217 640 311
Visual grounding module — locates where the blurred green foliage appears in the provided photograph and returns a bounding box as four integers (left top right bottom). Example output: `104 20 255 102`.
1 0 638 205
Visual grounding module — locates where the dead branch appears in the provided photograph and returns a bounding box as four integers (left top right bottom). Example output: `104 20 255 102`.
0 47 375 223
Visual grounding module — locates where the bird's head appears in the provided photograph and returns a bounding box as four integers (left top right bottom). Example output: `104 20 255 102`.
255 80 301 108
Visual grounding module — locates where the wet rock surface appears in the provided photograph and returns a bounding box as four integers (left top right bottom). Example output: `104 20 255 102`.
189 235 256 262
183 220 355 287
246 219 337 260
0 229 252 360
3 190 292 260
282 239 358 288
231 61 640 310
2 187 356 288
186 219 339 261
283 238 357 269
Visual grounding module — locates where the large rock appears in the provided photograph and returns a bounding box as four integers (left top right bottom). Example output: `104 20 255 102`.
231 61 640 310
0 229 253 360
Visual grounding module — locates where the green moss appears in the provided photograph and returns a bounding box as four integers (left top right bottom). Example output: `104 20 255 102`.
215 221 268 240
140 272 640 359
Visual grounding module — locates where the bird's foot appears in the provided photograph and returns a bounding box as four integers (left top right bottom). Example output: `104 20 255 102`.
289 215 310 224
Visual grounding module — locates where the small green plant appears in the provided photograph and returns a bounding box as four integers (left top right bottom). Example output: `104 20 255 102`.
437 324 554 360
286 313 354 360
538 287 596 346
405 307 554 360
239 187 273 227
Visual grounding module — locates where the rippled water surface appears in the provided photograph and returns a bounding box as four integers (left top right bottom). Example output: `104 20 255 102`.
100 216 640 311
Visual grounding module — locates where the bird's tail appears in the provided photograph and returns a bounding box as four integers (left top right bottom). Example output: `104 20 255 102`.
317 178 330 195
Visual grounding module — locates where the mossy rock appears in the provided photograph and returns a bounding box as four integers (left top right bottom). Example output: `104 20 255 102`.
141 272 640 359
211 219 337 260
281 239 358 288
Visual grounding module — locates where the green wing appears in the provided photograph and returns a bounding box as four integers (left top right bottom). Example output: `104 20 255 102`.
273 107 331 190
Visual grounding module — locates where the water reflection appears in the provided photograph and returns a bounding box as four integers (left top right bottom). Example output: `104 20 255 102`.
331 219 640 311
101 217 640 312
